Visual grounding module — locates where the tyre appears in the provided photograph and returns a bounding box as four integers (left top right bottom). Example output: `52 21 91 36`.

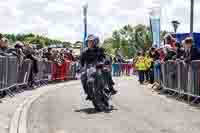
90 68 111 112
92 100 102 112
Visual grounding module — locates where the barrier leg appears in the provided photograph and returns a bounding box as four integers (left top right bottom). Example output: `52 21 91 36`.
187 66 192 104
60 63 66 81
118 64 121 76
176 93 185 101
191 97 200 104
65 61 70 80
51 64 57 81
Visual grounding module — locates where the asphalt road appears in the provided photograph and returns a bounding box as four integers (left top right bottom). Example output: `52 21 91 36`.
27 77 200 133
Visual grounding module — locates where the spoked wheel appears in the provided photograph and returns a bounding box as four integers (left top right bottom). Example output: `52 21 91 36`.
101 97 112 112
92 100 102 112
92 99 110 112
91 89 110 112
89 69 112 112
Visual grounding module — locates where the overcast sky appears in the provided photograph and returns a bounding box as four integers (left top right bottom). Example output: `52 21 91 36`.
0 0 199 42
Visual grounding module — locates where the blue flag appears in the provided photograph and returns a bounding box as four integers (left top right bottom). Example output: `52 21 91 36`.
151 17 160 48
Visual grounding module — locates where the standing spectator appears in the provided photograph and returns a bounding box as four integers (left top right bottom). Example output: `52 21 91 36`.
184 37 200 63
149 47 161 84
150 47 162 84
113 56 121 76
0 35 2 102
135 51 146 84
157 47 165 62
74 56 81 79
126 60 132 76
149 47 160 61
133 52 143 75
43 48 53 61
14 41 25 68
69 49 75 61
164 33 176 49
65 49 74 61
112 57 118 76
0 38 10 54
24 45 39 88
144 51 153 83
163 45 177 61
175 42 185 59
0 38 3 54
0 33 2 40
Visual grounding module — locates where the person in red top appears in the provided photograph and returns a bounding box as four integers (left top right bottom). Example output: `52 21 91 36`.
158 47 166 62
164 33 176 49
171 38 176 50
64 49 74 61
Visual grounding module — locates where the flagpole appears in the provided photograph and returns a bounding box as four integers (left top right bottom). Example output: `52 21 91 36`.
190 0 194 35
82 4 88 52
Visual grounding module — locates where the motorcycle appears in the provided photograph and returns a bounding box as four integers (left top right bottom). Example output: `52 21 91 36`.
86 63 112 112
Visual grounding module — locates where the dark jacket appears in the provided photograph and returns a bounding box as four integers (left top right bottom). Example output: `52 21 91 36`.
150 51 160 61
26 53 39 73
176 48 185 59
149 50 160 69
184 46 200 63
43 52 53 61
80 47 106 67
164 49 177 61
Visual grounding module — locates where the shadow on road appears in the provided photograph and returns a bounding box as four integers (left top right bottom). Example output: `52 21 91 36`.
74 108 100 114
74 107 118 114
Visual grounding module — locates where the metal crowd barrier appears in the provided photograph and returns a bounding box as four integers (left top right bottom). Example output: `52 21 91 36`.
0 55 18 91
64 60 71 80
0 55 7 90
7 56 18 88
112 63 133 76
50 60 77 81
0 55 77 97
69 62 77 80
161 60 200 100
189 61 200 97
17 59 32 86
178 61 189 94
34 60 52 86
162 60 178 92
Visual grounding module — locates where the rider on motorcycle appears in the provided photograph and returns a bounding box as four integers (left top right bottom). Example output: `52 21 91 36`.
80 34 117 100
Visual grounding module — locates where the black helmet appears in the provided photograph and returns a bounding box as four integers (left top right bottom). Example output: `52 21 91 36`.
86 34 100 47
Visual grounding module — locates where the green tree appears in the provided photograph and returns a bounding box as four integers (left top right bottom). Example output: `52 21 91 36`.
112 30 121 49
103 24 153 58
102 38 114 55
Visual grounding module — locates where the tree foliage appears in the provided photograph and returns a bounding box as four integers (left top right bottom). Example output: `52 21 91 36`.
1 33 64 47
103 24 154 58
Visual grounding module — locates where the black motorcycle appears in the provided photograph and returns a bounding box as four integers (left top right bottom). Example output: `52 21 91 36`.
86 63 112 112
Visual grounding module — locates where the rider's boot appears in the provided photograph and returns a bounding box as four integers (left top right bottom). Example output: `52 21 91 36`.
109 86 118 95
86 95 92 100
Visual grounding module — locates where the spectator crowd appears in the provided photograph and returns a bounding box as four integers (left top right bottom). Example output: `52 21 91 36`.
0 35 78 88
2 32 200 98
0 37 77 63
134 33 200 85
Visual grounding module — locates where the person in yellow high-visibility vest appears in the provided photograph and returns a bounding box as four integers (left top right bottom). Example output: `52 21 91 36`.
135 51 146 84
144 51 153 83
